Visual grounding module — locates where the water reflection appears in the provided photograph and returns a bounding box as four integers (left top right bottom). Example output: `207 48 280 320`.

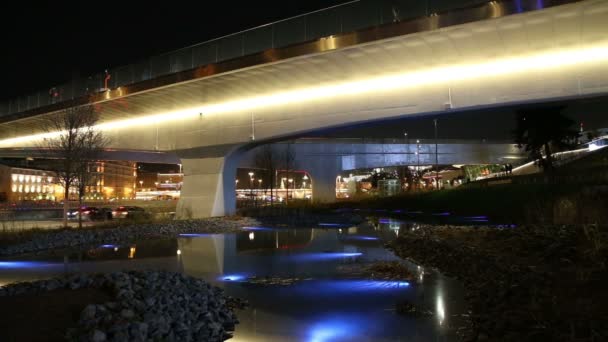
0 223 466 341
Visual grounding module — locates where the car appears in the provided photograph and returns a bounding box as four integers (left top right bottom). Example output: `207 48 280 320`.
112 206 149 220
68 206 106 221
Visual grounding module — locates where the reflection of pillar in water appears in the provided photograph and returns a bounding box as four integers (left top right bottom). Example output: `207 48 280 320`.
179 235 225 276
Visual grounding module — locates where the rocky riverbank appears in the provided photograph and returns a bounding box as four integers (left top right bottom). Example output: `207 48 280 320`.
1 217 259 257
387 224 608 341
0 271 240 341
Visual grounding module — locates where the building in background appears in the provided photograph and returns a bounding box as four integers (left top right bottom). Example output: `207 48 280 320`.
135 172 183 200
0 161 137 203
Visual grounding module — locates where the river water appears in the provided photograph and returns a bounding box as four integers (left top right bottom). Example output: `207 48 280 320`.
0 219 466 341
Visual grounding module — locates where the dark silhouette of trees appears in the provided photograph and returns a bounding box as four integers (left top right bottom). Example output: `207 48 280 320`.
513 106 579 172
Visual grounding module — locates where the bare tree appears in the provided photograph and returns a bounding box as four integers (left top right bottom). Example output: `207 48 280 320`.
74 127 108 228
39 104 106 227
283 141 296 204
254 145 279 206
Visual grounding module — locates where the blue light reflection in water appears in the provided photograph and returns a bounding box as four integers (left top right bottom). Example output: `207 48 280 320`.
241 226 274 231
294 280 410 297
218 274 248 282
179 233 216 237
433 212 451 216
318 223 344 227
99 244 118 248
342 235 379 241
290 252 362 262
0 261 57 269
308 316 363 342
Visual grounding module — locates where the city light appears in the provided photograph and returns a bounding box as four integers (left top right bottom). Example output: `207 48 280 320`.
2 43 608 147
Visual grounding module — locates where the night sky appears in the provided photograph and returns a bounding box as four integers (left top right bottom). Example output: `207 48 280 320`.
0 1 350 101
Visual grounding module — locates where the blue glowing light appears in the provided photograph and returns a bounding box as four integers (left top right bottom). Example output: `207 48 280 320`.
392 209 403 213
307 314 370 342
464 216 488 220
300 280 410 294
291 252 363 262
218 274 248 282
309 320 356 342
537 0 543 9
515 0 523 13
99 244 117 248
343 235 379 241
241 226 274 231
0 261 56 269
318 223 343 227
179 233 215 237
433 212 451 216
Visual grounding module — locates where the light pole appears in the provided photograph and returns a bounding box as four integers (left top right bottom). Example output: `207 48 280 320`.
139 180 143 190
403 132 409 191
258 179 263 201
302 174 308 189
248 172 254 205
416 139 420 191
434 118 439 190
404 132 409 163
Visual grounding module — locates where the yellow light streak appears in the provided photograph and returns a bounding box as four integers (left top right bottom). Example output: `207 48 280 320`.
2 43 608 147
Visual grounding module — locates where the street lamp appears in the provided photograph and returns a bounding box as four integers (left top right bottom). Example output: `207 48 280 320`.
404 132 409 162
434 118 439 190
416 140 420 171
248 172 254 204
139 180 143 189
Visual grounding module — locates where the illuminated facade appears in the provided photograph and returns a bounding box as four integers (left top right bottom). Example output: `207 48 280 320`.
0 166 61 202
0 161 137 202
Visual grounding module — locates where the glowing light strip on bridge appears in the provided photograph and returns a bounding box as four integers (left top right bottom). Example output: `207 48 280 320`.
2 43 608 147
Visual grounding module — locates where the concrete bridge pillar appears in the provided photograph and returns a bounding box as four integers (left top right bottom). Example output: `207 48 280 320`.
296 148 341 203
176 146 242 218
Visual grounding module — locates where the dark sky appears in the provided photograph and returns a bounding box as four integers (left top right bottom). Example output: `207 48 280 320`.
0 1 350 101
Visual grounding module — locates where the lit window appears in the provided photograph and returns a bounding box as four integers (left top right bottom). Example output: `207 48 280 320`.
11 184 17 192
18 185 23 193
25 175 30 182
11 174 17 181
24 185 29 193
18 175 24 182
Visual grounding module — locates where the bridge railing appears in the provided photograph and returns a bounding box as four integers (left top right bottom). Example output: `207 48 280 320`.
1 0 550 117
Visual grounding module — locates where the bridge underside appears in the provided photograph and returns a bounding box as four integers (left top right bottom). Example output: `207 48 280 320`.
1 0 607 217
